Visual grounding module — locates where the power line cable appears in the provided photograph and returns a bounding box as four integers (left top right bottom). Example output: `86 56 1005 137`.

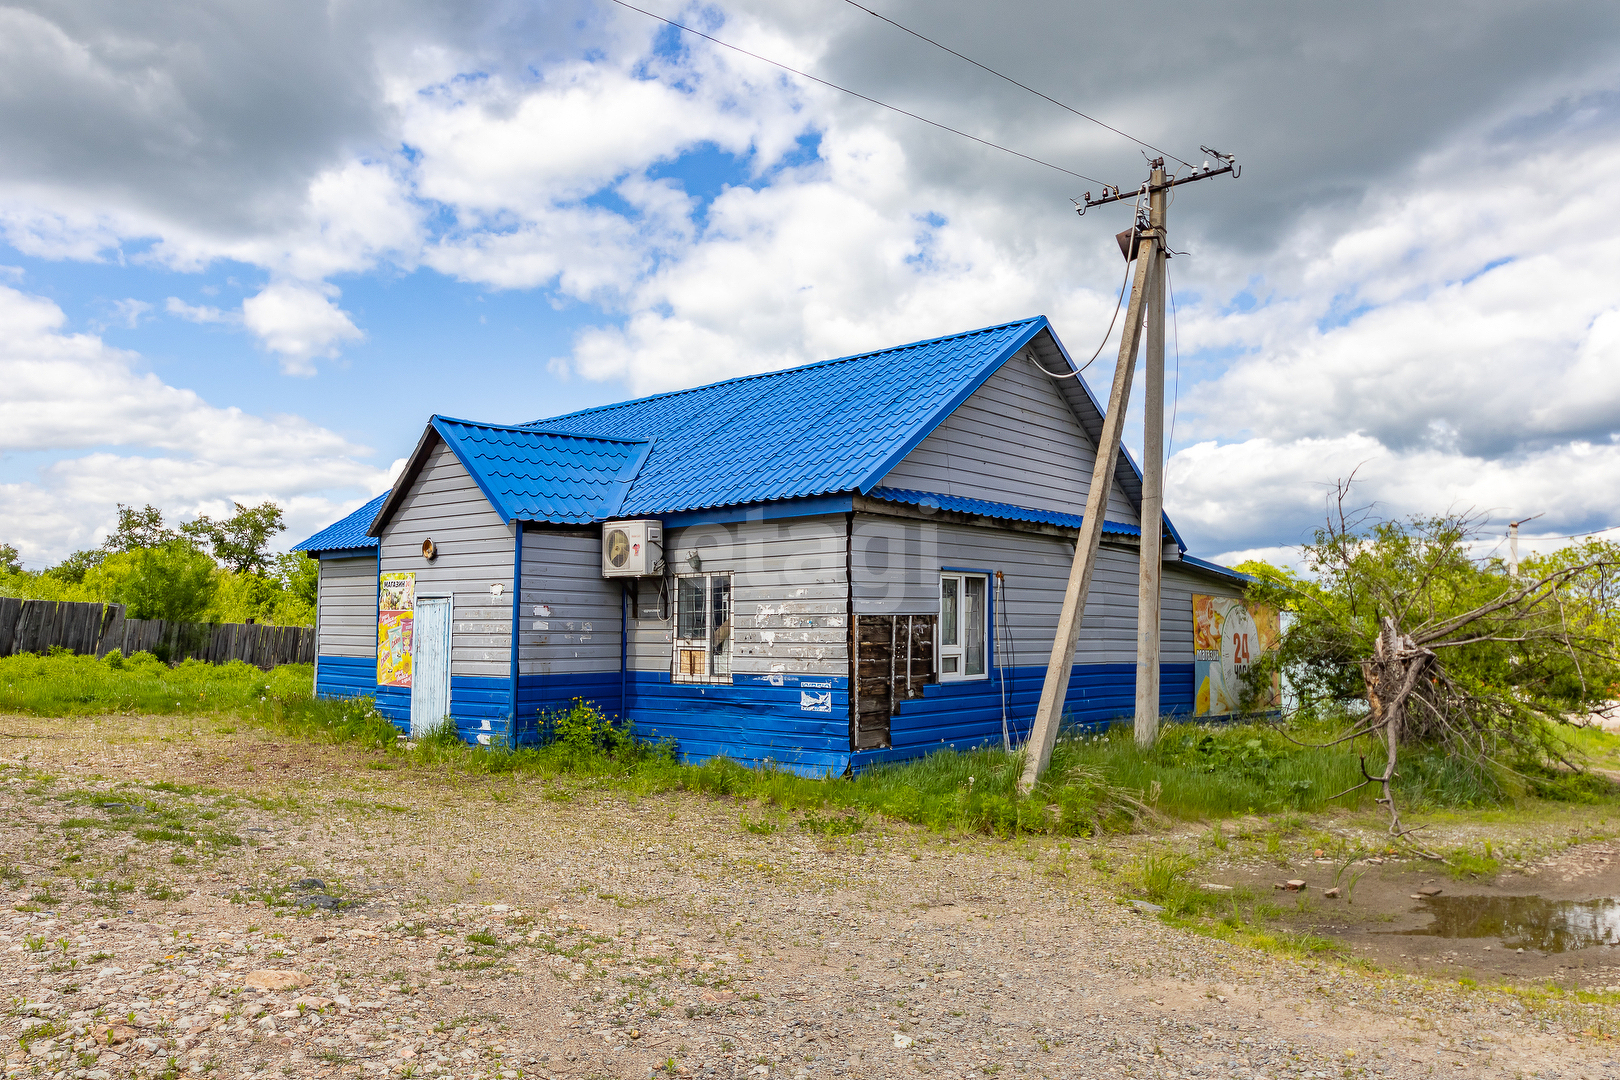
841 0 1195 170
607 0 1109 185
1028 191 1146 381
1166 259 1182 470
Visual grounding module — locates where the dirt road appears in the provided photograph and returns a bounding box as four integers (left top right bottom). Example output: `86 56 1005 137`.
1 714 1616 1079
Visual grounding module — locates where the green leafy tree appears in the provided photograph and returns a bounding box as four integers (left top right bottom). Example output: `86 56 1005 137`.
103 504 178 552
1244 493 1620 842
272 552 319 623
179 501 286 575
109 541 220 622
47 503 176 585
45 548 106 585
0 543 20 575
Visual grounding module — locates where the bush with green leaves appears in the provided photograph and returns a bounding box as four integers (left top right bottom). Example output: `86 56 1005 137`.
1237 496 1620 840
1 500 316 626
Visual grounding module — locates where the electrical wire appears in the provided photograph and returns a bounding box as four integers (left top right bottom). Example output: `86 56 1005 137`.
608 0 1110 185
1512 525 1620 542
1028 190 1146 381
841 0 1195 171
1166 259 1182 471
995 572 1015 751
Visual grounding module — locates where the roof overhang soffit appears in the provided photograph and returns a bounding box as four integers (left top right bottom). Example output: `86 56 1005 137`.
367 418 514 537
366 423 445 538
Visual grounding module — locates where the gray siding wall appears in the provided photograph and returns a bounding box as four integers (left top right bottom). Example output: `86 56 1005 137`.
519 527 624 676
851 514 1243 665
316 554 376 658
629 515 848 678
878 354 1139 525
378 439 514 679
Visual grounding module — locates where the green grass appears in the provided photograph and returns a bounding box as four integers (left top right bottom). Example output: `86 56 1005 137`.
0 651 313 717
1057 721 1513 818
4 653 1612 837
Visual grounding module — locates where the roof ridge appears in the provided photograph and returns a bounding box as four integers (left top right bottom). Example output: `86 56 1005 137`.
532 316 1046 427
435 415 650 445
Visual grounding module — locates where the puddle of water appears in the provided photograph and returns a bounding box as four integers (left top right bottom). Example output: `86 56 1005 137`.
1398 894 1620 952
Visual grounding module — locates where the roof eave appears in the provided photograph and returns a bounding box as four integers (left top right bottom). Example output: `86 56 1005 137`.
366 424 443 538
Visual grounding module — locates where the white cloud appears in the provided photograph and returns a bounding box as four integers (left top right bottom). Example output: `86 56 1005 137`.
0 2 1617 564
1153 109 1620 555
108 298 151 329
0 285 386 566
165 296 233 324
240 282 365 376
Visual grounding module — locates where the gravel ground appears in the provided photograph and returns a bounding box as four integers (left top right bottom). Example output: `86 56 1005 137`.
2 714 1619 1080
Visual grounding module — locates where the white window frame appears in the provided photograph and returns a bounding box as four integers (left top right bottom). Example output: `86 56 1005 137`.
938 571 990 682
672 571 733 685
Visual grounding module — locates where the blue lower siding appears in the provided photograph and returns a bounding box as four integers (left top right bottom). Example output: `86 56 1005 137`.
314 655 377 700
334 654 1192 773
513 672 625 745
625 672 851 776
375 675 512 743
850 662 1193 770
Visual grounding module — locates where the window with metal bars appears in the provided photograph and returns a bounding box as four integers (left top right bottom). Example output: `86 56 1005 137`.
672 572 732 683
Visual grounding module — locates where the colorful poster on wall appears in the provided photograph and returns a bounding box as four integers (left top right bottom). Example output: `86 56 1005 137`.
378 572 415 688
1193 594 1281 717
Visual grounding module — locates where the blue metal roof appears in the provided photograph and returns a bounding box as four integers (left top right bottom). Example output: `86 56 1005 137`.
336 315 1211 562
1179 553 1252 583
430 417 652 525
533 317 1049 516
867 487 1141 537
291 493 386 553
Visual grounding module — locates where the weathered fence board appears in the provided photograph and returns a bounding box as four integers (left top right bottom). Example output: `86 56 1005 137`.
0 598 312 671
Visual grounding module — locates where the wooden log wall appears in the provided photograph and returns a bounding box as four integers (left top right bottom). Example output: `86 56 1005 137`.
0 598 313 670
853 613 936 750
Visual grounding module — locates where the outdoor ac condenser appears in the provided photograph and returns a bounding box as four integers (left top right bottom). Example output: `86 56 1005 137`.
601 519 663 577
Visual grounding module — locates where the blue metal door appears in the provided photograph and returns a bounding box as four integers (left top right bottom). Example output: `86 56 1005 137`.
411 596 452 737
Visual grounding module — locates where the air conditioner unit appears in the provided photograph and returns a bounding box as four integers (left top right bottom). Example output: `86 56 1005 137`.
601 519 663 577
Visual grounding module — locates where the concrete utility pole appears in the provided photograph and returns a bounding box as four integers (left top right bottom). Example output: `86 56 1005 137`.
1018 189 1158 795
1507 513 1543 578
1133 164 1169 749
1019 150 1238 794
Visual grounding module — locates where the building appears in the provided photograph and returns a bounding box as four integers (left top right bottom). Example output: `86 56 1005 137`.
292 316 1249 773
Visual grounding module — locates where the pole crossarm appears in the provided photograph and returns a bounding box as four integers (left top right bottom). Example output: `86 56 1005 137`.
1075 162 1235 215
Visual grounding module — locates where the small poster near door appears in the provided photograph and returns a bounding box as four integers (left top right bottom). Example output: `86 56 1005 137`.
378 571 416 687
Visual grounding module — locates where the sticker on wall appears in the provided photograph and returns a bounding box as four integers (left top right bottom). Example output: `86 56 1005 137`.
378 571 416 688
800 690 833 712
1192 594 1281 717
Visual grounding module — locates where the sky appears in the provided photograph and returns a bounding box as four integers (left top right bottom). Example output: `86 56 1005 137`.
2 0 1619 570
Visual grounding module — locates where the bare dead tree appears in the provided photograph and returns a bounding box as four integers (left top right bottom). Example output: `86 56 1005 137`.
1245 483 1620 851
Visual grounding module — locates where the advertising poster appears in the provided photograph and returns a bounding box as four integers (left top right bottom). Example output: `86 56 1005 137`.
378 571 416 688
1193 594 1281 717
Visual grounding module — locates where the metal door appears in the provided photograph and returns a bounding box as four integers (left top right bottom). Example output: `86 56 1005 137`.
411 596 452 738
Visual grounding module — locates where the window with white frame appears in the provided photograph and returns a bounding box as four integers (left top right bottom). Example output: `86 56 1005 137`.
673 572 733 683
938 572 989 680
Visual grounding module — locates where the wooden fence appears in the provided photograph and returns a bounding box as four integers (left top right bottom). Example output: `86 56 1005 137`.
0 598 314 670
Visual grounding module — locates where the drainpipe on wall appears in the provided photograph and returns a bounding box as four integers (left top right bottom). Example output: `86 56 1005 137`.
509 524 523 748
620 583 630 721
